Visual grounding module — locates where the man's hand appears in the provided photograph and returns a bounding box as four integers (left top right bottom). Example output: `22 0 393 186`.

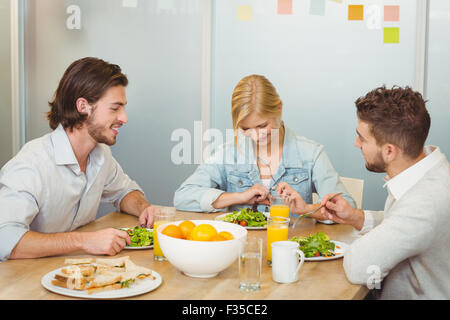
239 184 271 206
80 228 131 256
138 205 161 228
320 194 365 230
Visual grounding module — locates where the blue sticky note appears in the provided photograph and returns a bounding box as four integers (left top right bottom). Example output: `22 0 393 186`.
310 0 326 16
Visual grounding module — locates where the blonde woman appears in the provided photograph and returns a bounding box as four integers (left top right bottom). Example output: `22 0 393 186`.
174 75 355 217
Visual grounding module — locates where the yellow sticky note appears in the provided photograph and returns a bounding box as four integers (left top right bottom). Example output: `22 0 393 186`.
238 5 252 22
384 27 399 43
330 0 343 3
348 5 364 20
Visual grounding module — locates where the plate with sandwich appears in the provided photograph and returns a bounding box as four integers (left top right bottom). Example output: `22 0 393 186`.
41 256 162 299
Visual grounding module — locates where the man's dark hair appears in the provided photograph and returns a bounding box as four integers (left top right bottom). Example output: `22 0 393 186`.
355 85 430 159
47 57 128 130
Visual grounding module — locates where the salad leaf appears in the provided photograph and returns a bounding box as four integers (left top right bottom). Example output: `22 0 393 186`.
221 208 267 227
290 232 336 258
122 226 154 247
121 278 136 288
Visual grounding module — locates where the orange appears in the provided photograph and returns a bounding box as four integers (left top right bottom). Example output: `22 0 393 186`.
186 233 194 241
161 224 183 239
190 224 218 241
178 220 196 239
218 231 234 240
211 234 227 241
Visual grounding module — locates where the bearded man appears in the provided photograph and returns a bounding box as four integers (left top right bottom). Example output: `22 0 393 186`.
279 85 449 299
0 57 159 261
319 86 450 299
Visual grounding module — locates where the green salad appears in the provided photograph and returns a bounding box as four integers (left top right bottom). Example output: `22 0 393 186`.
221 208 267 227
122 226 154 247
290 232 336 258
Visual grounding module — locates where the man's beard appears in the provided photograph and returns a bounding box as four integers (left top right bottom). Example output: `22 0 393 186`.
86 115 116 146
365 151 387 173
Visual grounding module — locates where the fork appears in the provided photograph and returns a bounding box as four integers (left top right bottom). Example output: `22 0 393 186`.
291 192 342 229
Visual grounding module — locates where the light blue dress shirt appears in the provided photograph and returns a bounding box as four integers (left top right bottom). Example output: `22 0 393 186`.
174 126 355 214
0 124 144 261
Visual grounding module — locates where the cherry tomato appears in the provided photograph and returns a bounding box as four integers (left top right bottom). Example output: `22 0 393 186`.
314 251 321 257
240 220 248 227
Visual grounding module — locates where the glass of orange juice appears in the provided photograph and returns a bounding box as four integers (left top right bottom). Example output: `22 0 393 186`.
267 216 290 266
153 207 176 261
270 195 290 218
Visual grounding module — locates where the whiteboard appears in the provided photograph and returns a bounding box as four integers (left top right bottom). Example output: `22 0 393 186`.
0 0 12 167
211 0 418 210
426 0 450 157
23 0 206 211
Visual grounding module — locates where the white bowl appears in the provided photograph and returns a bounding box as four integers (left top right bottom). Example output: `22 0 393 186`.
157 220 248 278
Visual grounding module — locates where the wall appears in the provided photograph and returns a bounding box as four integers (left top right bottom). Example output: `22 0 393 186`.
22 0 205 216
0 0 12 168
9 0 450 215
211 0 421 211
426 0 450 156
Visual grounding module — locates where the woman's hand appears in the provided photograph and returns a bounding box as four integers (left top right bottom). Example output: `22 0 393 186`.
212 184 270 209
277 182 311 215
238 184 271 206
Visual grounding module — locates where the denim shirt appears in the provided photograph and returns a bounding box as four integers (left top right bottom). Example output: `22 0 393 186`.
174 126 355 216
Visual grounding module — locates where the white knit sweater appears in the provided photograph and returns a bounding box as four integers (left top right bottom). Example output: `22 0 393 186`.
343 146 450 299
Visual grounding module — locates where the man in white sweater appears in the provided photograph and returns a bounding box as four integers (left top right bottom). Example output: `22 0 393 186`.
318 86 450 299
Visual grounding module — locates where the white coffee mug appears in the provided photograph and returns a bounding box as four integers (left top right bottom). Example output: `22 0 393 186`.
271 241 305 284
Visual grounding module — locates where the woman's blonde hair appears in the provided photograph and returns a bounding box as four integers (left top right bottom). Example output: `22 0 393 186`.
231 75 282 145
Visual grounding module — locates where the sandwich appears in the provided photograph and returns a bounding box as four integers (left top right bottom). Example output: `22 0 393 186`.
50 256 155 295
124 259 154 279
62 264 96 277
51 269 87 290
95 256 130 268
87 271 122 286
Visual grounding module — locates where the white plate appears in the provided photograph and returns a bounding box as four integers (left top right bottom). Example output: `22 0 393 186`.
120 227 154 250
215 212 269 230
304 240 347 261
316 219 338 225
41 267 162 299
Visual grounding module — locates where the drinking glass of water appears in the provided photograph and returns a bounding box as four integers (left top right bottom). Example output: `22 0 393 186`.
238 236 263 292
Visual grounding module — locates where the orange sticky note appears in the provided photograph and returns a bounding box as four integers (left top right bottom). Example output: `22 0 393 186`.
384 5 400 21
278 0 293 15
348 5 364 20
238 5 252 21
